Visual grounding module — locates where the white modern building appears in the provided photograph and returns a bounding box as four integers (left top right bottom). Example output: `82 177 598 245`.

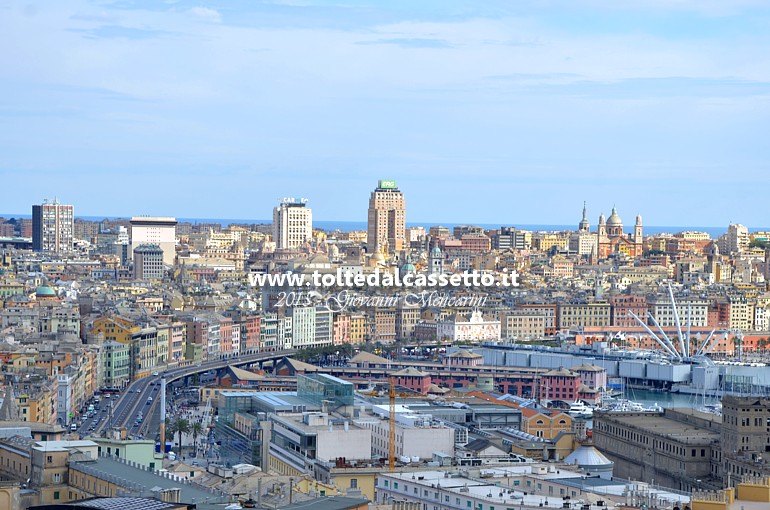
375 468 689 510
32 199 74 253
130 216 177 265
357 407 455 461
268 412 372 475
646 296 710 328
289 306 333 349
273 199 312 250
437 310 501 342
718 223 749 255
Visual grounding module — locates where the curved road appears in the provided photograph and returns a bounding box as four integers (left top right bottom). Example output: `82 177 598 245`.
93 350 295 438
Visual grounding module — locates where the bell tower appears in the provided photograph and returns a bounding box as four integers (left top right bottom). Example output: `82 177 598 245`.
578 202 590 233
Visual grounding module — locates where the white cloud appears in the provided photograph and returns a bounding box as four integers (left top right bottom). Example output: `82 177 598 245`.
188 6 221 23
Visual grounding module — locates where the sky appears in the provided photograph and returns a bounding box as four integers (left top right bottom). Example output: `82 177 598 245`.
1 0 769 227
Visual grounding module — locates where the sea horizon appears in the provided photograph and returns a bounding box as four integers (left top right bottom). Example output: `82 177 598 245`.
4 212 767 239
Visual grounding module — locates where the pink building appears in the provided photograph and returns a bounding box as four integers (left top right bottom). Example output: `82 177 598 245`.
391 367 431 394
573 363 607 392
539 367 580 402
241 315 260 353
609 294 647 329
460 235 491 252
219 317 233 355
333 313 351 345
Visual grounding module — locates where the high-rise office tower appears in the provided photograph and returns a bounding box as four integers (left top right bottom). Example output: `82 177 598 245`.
130 216 177 265
367 179 406 254
32 199 74 253
273 199 312 250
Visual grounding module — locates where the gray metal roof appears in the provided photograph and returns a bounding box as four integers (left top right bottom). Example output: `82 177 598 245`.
280 496 370 510
70 457 225 508
39 497 188 509
564 445 613 467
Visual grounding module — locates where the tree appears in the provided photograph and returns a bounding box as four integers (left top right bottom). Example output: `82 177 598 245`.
731 335 744 359
164 418 176 455
173 417 190 455
190 421 204 457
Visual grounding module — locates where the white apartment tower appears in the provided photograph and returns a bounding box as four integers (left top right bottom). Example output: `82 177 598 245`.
130 216 177 265
718 223 750 255
32 199 74 253
367 179 406 254
273 199 312 250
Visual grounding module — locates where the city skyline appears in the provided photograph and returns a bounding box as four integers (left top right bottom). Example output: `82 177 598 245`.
2 199 770 232
1 1 769 225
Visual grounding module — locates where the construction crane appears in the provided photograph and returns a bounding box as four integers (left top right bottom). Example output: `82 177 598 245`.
388 376 396 472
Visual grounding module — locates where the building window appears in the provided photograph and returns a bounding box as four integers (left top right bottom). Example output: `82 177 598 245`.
350 479 357 489
54 491 60 500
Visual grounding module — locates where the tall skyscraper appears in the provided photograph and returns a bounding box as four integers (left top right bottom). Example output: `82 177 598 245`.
273 198 312 250
130 216 177 265
32 199 74 253
367 179 406 254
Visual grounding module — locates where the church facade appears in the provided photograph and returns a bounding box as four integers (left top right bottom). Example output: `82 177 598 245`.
574 204 643 259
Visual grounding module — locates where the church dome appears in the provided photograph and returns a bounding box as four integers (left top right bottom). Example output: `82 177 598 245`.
400 254 416 273
430 244 442 257
36 286 56 297
606 207 622 226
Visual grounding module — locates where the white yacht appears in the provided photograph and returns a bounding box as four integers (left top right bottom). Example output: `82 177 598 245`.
605 399 661 413
568 401 594 418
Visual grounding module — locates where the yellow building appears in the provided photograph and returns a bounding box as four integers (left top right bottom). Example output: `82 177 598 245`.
349 314 367 344
558 302 611 329
8 352 37 372
268 454 306 477
692 476 770 510
0 483 25 510
0 436 32 483
520 408 572 440
532 233 569 252
314 462 386 501
156 323 171 367
16 377 58 424
90 316 140 344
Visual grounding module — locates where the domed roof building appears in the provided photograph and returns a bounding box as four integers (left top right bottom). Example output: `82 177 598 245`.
593 205 643 259
369 247 386 268
606 206 623 227
564 444 614 479
35 285 58 301
400 253 416 274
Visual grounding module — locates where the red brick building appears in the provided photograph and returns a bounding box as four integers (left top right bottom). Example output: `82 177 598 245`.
391 367 431 394
539 367 580 403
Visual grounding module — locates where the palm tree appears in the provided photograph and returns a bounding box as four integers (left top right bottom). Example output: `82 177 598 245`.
173 417 190 456
731 335 743 360
164 418 176 455
190 421 204 457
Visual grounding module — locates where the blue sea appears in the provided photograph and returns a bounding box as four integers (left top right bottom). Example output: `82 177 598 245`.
2 213 764 238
